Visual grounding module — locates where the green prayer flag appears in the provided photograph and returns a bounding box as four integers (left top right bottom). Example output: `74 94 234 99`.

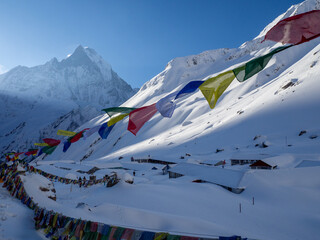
167 235 181 240
199 70 235 109
101 107 136 118
41 146 57 155
233 45 292 82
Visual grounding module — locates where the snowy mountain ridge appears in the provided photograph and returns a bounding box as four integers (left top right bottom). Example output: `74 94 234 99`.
0 45 136 155
0 45 135 107
46 0 320 164
1 1 320 240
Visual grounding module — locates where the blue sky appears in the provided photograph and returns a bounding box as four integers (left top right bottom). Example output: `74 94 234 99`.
0 0 302 88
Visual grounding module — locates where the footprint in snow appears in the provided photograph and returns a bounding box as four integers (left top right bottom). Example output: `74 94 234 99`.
182 121 193 126
310 61 317 68
204 124 213 130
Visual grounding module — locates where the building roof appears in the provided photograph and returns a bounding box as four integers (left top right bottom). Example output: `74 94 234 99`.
169 163 245 189
250 160 273 168
230 153 273 160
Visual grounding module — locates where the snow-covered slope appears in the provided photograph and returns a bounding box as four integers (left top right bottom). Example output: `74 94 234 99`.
46 0 320 163
0 46 136 154
2 0 320 240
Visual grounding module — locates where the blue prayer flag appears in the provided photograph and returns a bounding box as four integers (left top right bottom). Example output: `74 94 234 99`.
98 122 115 139
175 81 204 100
63 141 71 153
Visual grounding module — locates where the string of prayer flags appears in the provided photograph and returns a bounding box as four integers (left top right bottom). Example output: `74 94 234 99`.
128 103 158 136
0 162 246 240
98 122 115 139
199 70 235 109
263 10 320 45
57 130 77 137
156 91 178 118
101 107 137 118
43 138 61 146
107 113 130 126
232 45 292 82
175 81 205 100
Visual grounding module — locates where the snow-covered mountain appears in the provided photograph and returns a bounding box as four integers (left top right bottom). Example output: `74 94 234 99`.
47 0 320 163
29 1 320 239
0 45 136 154
1 1 320 240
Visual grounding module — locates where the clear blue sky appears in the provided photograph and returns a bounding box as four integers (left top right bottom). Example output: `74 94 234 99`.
0 0 302 88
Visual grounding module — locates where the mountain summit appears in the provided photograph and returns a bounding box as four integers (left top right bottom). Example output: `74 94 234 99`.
0 45 136 108
0 46 137 154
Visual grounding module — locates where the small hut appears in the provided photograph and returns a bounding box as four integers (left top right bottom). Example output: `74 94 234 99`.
230 153 272 166
250 160 277 170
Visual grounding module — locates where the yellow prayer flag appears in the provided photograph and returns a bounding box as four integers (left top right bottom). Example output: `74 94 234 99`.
34 143 49 147
154 233 169 240
57 130 76 137
107 113 129 127
199 70 235 109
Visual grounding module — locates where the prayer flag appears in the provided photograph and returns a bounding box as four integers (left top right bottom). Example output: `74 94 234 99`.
107 113 129 126
70 132 83 143
101 107 136 118
63 141 72 153
175 81 204 99
57 130 76 137
128 103 158 136
41 146 58 155
140 232 155 240
154 233 169 240
156 91 178 118
98 123 115 139
233 45 292 82
263 10 320 45
34 143 49 147
83 126 100 140
199 70 235 109
43 138 61 146
70 128 89 143
25 149 38 156
121 229 135 240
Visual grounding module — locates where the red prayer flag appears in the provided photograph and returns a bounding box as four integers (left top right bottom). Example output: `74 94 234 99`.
43 138 61 146
128 103 158 135
70 128 89 143
264 10 320 45
25 149 38 156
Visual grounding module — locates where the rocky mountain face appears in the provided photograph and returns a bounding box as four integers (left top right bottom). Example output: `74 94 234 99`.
0 45 137 155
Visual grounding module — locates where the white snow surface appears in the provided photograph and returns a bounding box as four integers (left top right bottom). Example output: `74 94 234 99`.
2 0 320 239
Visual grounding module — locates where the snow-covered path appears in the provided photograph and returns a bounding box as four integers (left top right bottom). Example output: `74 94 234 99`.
0 186 44 240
